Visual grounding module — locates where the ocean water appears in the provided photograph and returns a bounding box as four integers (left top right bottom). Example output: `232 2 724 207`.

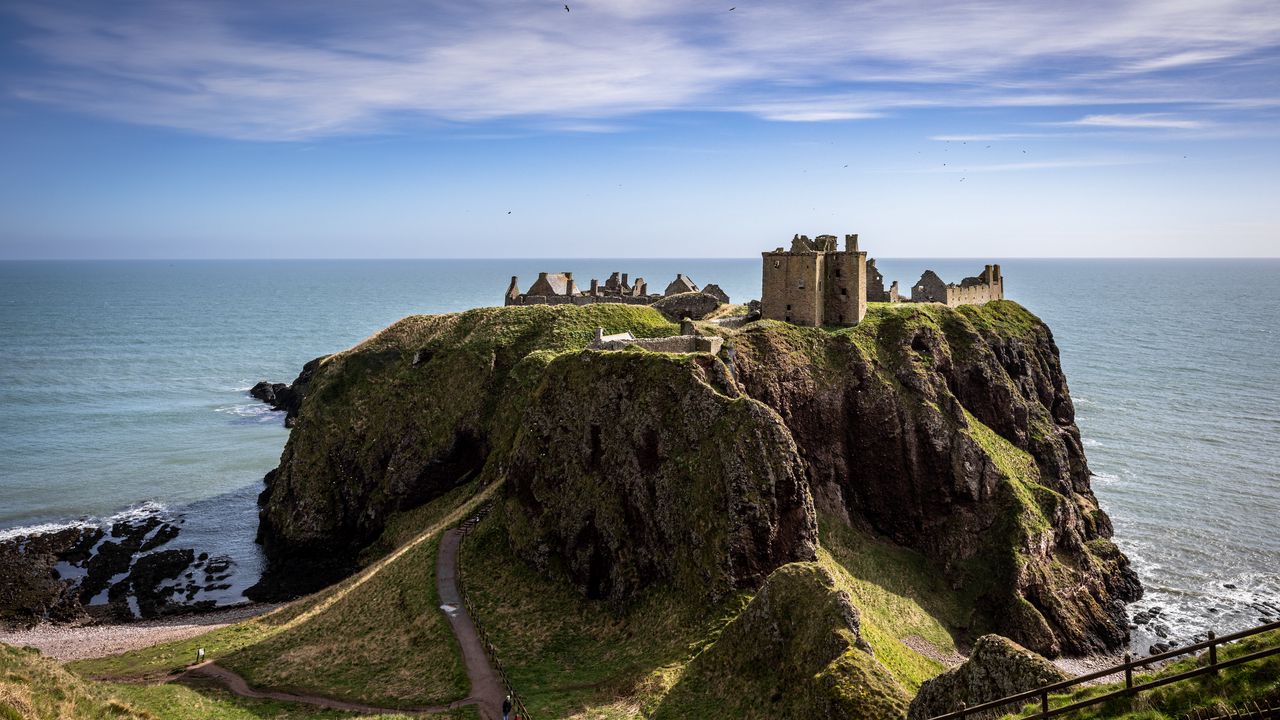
0 258 1276 650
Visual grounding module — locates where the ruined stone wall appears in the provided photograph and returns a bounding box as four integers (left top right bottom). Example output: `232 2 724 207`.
510 294 656 307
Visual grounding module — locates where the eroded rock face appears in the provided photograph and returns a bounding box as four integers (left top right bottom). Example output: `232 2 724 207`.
908 635 1068 720
655 563 909 720
505 351 817 602
726 302 1140 656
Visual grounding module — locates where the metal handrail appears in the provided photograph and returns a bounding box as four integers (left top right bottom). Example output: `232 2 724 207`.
930 620 1280 719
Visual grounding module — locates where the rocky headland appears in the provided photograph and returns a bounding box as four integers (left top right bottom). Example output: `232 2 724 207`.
247 299 1140 677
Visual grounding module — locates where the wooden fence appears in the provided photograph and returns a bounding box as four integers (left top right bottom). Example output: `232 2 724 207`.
930 619 1280 720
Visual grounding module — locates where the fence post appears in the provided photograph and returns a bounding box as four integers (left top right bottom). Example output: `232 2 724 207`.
1208 630 1217 674
1124 652 1133 693
1040 689 1049 716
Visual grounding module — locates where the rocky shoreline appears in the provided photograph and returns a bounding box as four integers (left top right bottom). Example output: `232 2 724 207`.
0 506 246 629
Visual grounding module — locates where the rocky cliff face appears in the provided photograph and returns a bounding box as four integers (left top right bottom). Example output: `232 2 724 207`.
725 302 1140 656
252 300 1139 659
504 351 816 602
248 304 682 599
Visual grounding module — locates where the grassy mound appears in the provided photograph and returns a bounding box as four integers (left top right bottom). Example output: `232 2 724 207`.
654 562 909 720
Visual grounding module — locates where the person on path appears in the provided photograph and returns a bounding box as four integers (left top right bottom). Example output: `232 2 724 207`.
502 694 513 720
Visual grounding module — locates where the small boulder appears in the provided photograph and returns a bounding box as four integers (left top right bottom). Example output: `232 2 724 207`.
908 635 1069 720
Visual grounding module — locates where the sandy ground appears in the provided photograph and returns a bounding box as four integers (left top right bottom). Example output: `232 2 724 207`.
0 603 279 662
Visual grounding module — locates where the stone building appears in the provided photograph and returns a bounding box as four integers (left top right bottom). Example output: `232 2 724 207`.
760 234 867 327
506 271 727 307
908 265 1004 306
866 259 900 303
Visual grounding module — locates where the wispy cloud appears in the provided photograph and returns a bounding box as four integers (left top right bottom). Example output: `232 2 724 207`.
1064 113 1209 129
3 0 1279 140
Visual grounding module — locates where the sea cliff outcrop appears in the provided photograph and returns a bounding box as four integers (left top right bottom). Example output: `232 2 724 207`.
251 301 1139 659
723 302 1139 656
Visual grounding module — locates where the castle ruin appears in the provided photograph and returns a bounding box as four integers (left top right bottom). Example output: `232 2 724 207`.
505 271 728 307
760 234 867 326
906 265 1004 307
762 233 1004 326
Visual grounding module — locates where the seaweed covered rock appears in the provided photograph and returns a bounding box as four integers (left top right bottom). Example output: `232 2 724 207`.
908 635 1068 720
655 563 909 719
726 301 1140 655
250 304 679 599
505 350 816 602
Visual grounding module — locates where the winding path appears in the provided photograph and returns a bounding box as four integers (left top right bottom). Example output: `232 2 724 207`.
184 661 476 715
180 519 506 718
436 526 506 720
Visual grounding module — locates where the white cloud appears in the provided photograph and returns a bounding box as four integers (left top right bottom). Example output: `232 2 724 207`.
3 0 1278 140
1066 114 1209 129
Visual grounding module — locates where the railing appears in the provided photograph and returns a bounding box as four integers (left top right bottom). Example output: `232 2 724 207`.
930 620 1280 720
456 502 535 720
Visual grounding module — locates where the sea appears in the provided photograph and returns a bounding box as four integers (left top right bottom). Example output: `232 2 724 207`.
0 258 1276 652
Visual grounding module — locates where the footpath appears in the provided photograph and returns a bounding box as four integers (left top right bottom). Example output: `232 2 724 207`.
180 518 507 718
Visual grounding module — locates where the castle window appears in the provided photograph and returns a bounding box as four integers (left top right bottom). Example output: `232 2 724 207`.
840 288 847 296
773 260 781 268
786 304 791 311
798 280 805 289
835 269 842 277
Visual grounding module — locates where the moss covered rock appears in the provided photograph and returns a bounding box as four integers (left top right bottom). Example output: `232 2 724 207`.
504 350 816 602
726 301 1140 655
907 634 1068 720
654 562 909 719
251 303 679 598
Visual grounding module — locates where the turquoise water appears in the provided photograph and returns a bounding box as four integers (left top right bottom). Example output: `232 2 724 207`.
1 259 1277 649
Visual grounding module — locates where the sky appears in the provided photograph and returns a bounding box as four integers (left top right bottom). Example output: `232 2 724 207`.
1 0 1278 259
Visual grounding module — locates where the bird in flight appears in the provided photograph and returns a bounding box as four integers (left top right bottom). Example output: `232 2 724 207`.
564 4 570 11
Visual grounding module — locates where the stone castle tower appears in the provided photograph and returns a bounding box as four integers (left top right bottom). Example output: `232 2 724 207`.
761 234 867 326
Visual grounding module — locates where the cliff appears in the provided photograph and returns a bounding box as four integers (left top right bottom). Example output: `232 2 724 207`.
250 300 1139 661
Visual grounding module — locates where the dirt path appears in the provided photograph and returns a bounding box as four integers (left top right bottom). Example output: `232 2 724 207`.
184 661 476 715
437 527 506 720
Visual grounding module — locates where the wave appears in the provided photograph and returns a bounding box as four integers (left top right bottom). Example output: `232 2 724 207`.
214 403 281 423
0 500 170 543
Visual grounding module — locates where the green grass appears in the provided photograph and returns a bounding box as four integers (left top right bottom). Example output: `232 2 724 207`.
816 516 970 692
458 513 750 719
72 482 499 708
999 629 1280 719
1 643 441 720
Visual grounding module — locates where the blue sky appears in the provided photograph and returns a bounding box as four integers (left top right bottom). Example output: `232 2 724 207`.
1 0 1278 258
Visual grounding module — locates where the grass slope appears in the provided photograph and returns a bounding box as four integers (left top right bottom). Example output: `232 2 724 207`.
71 482 497 708
1 643 446 720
